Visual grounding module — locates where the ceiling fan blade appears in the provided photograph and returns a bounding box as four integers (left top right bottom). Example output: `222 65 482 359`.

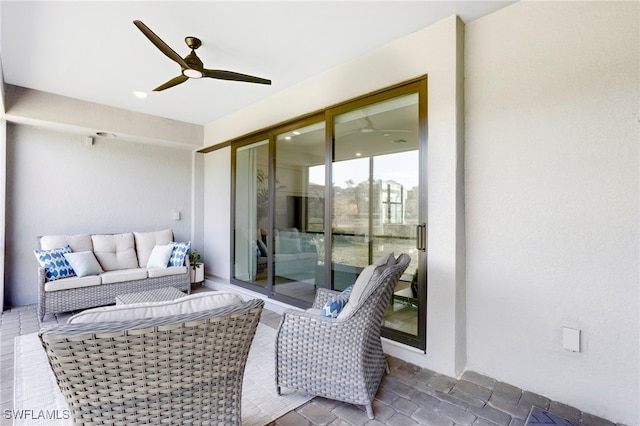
153 75 189 91
133 20 189 70
203 69 271 85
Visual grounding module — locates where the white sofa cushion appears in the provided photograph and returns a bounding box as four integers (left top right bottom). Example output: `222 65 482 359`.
134 229 174 268
100 268 148 284
67 291 243 324
44 275 101 292
64 251 103 277
91 233 138 271
40 234 93 252
337 252 395 319
147 266 187 278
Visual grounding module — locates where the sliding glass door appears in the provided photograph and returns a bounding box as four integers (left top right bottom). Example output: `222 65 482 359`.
233 139 269 286
231 78 427 349
332 90 424 346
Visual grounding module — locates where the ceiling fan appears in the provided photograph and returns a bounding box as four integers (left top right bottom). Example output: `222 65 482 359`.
133 20 271 91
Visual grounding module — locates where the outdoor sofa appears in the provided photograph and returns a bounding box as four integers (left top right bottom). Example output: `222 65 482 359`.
35 228 191 320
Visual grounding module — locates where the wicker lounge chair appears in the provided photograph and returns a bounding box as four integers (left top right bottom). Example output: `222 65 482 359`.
39 298 264 425
275 253 411 419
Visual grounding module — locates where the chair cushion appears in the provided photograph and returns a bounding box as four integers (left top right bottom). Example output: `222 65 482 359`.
67 291 243 324
64 251 103 277
337 252 395 319
44 275 102 292
34 245 76 281
146 245 173 268
92 233 138 271
168 241 191 267
100 268 148 284
134 229 174 268
147 266 187 278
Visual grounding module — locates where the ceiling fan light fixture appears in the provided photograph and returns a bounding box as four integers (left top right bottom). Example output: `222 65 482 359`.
183 68 203 79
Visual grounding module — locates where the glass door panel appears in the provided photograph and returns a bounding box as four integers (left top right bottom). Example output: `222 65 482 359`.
273 122 325 305
233 139 269 288
333 92 421 339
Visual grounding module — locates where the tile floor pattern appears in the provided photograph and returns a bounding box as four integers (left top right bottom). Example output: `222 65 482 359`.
1 294 625 426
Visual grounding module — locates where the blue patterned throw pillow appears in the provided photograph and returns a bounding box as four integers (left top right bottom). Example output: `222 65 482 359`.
320 285 353 318
168 241 191 267
34 245 76 281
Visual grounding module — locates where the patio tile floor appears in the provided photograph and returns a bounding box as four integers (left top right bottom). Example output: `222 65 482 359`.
0 289 625 426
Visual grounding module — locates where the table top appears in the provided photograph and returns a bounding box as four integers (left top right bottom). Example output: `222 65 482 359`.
115 286 186 305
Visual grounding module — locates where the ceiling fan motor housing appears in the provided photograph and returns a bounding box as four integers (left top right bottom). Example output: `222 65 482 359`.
185 37 201 50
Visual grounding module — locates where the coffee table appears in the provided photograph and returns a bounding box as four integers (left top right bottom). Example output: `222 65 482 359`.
115 286 186 305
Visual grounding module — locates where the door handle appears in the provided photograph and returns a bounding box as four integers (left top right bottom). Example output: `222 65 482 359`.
416 223 426 251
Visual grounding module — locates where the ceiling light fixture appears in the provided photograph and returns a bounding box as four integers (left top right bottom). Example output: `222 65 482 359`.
133 91 147 98
182 68 203 79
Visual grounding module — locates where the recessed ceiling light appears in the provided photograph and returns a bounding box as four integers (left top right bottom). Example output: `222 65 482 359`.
292 131 301 135
133 91 147 99
285 136 292 140
96 131 117 138
355 152 362 157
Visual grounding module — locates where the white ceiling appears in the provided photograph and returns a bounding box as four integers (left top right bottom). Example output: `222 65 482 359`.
1 1 514 126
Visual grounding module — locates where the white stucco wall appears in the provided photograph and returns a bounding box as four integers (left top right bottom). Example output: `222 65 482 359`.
5 124 194 306
465 1 639 424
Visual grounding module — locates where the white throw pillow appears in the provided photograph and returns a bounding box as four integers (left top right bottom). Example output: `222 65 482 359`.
146 244 173 268
63 251 104 277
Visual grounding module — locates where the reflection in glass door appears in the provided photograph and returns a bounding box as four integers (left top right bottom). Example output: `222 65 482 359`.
233 139 270 288
333 92 423 343
273 121 325 305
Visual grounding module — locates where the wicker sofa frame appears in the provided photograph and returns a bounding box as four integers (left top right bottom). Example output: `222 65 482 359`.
38 263 191 320
275 253 411 419
39 298 264 425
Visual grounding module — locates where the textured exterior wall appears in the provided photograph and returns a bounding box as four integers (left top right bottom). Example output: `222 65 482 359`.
465 2 639 423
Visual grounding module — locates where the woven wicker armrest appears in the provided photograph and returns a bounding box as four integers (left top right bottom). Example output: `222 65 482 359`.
312 287 342 309
40 298 263 336
277 307 365 359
